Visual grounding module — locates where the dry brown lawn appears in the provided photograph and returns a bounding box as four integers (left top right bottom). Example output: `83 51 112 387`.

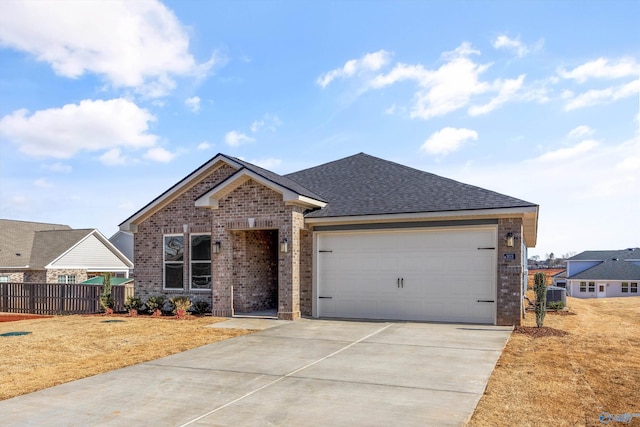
468 296 640 427
0 315 252 400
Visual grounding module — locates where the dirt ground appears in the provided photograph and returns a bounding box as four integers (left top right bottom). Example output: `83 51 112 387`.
0 314 53 322
468 296 640 427
0 314 252 400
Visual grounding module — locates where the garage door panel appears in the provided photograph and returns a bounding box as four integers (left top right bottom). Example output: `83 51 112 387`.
317 228 496 324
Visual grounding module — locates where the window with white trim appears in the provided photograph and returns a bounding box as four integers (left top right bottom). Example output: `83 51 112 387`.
190 234 211 290
588 282 595 292
580 282 587 292
622 282 629 293
632 282 638 293
57 275 76 284
164 235 184 289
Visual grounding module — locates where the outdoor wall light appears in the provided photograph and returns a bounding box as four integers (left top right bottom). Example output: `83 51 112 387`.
506 232 514 247
280 238 288 253
213 241 221 254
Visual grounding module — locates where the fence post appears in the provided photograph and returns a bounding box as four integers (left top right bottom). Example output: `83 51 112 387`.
28 283 35 314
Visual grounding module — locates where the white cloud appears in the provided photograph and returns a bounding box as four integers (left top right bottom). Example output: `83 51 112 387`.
420 127 478 155
371 43 494 119
317 50 392 88
568 125 595 139
564 79 640 110
250 157 282 170
469 74 526 115
34 178 53 188
185 96 201 113
250 113 282 133
224 130 255 147
44 162 72 173
558 57 637 83
144 147 176 163
492 35 542 58
197 141 212 150
100 148 128 166
0 98 157 159
535 139 599 162
0 0 217 97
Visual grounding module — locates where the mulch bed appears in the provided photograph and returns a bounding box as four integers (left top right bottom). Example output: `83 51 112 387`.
514 326 569 338
0 314 53 323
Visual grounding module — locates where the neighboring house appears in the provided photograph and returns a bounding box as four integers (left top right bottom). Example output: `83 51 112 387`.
551 270 567 288
566 248 640 298
109 231 134 263
0 219 133 284
119 153 539 326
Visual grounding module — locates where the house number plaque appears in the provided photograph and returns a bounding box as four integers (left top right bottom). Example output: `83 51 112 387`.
503 253 516 260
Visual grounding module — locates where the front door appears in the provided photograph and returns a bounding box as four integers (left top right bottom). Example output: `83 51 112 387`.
597 284 606 298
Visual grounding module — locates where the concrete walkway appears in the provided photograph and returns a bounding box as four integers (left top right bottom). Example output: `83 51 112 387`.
0 319 512 426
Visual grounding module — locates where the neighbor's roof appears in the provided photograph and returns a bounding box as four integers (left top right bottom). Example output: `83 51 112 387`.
0 219 72 268
29 229 94 268
0 219 132 269
568 248 640 261
81 276 134 285
286 153 537 217
567 259 640 281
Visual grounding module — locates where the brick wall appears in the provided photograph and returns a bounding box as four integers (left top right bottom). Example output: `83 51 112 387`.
496 218 524 326
299 227 313 316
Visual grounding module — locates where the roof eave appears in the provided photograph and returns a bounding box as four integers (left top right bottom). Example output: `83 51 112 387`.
305 205 539 247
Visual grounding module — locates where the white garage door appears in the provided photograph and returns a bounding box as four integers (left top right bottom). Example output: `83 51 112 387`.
316 227 497 324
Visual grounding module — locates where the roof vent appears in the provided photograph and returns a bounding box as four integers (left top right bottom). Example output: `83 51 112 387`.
612 258 619 261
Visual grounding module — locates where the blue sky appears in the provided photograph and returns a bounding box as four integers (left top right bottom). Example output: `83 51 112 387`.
0 0 638 258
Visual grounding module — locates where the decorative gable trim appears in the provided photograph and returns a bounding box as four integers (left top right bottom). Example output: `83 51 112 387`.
195 168 327 209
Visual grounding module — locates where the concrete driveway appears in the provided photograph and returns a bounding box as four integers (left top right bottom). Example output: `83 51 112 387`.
0 319 511 426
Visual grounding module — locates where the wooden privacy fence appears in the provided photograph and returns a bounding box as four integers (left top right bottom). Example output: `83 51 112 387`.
0 282 134 315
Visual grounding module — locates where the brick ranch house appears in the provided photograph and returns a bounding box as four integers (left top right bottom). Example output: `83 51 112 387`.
119 153 538 326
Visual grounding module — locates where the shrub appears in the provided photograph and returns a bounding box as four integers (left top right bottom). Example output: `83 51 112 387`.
124 296 143 312
534 272 548 327
548 301 564 311
170 296 192 315
192 300 210 315
145 295 166 315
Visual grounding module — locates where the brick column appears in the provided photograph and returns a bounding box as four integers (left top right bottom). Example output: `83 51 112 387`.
277 208 303 320
496 218 524 326
211 222 232 317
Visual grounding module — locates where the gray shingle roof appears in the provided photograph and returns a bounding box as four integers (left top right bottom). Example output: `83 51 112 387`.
285 153 537 218
0 219 72 268
568 248 640 261
225 155 326 202
0 219 99 268
568 259 640 281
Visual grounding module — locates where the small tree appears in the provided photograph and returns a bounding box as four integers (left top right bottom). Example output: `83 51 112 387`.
534 272 547 327
99 273 115 314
